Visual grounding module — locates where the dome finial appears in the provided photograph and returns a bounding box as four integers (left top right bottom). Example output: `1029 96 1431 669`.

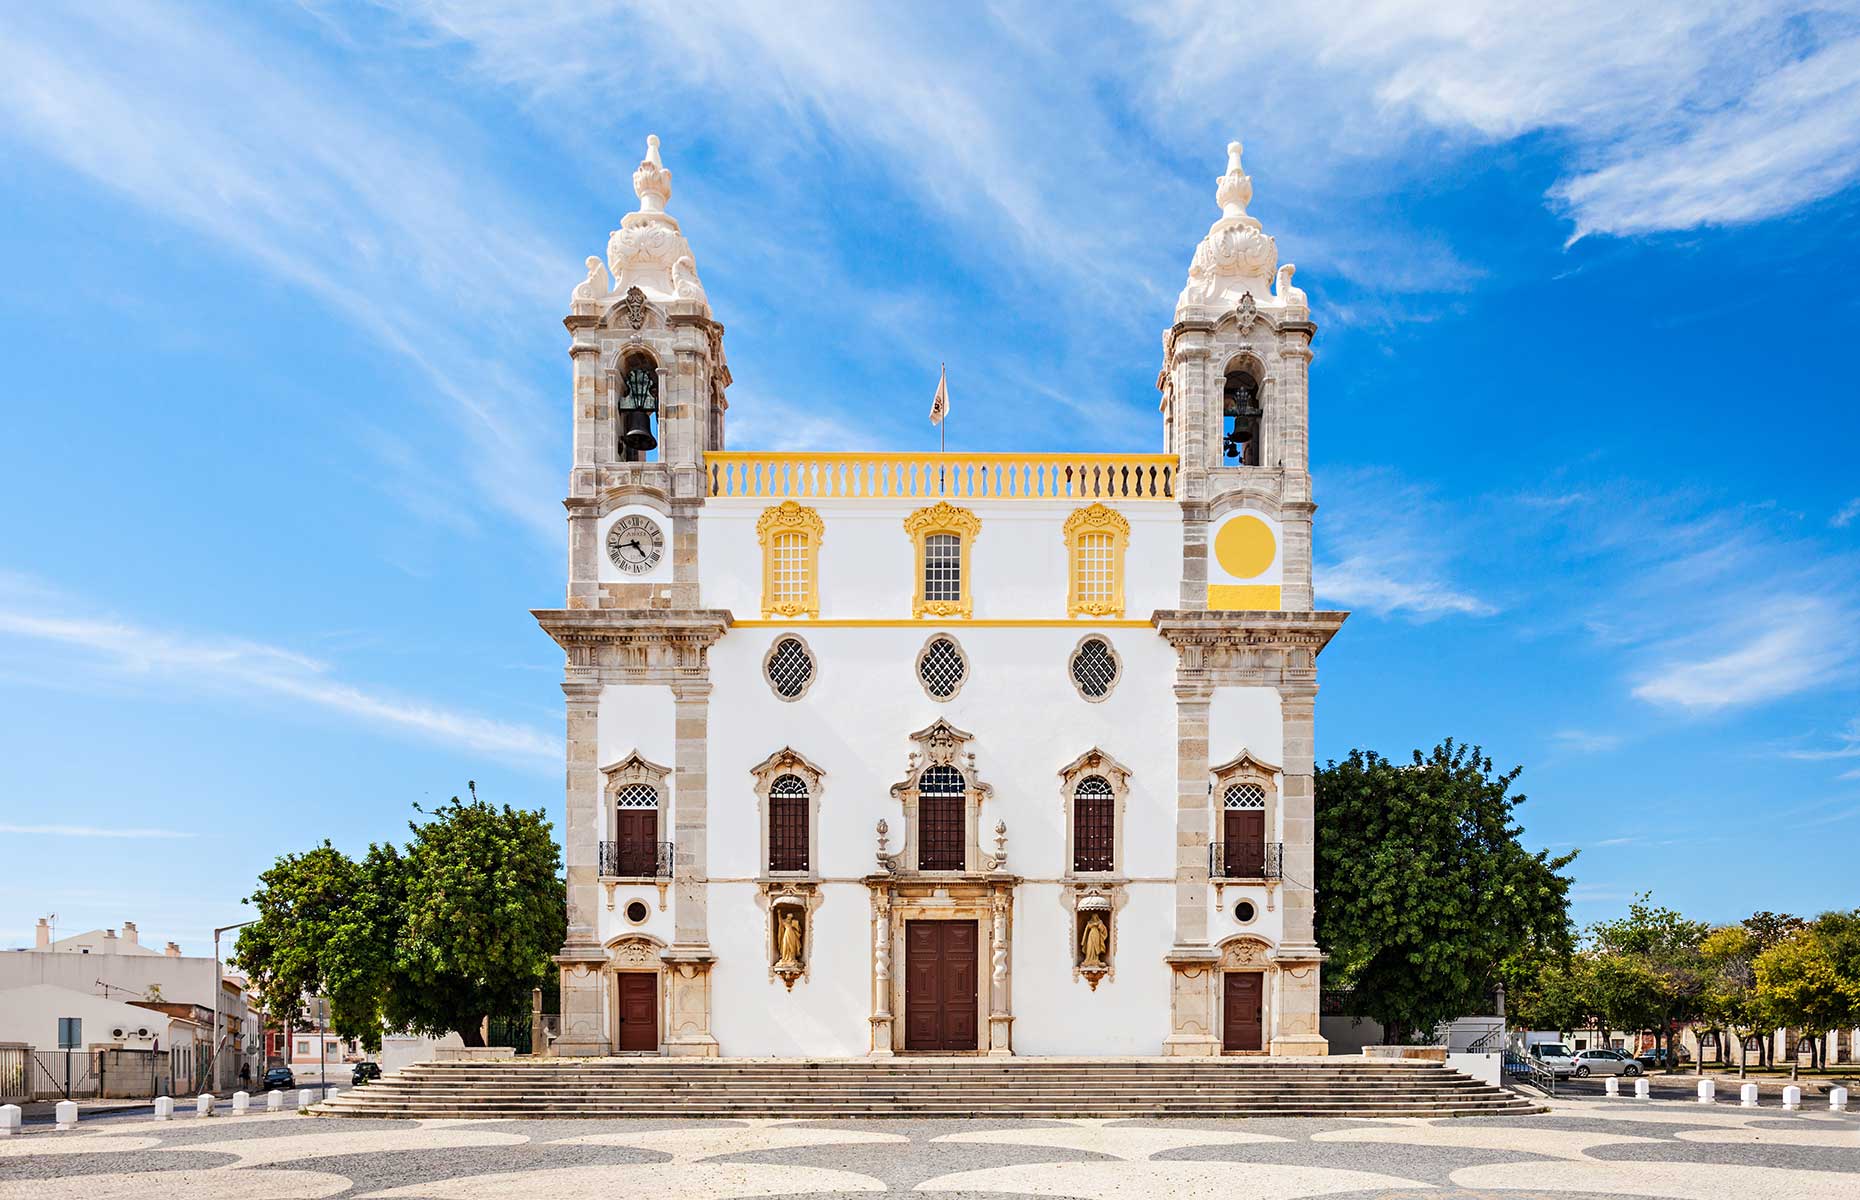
633 133 672 216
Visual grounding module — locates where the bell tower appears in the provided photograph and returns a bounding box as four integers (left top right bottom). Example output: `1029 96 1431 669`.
1158 141 1314 611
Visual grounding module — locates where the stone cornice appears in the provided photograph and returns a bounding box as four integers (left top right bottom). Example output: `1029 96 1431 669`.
534 608 731 648
1150 609 1348 657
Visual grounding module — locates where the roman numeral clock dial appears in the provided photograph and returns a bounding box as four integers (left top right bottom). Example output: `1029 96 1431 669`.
605 513 665 575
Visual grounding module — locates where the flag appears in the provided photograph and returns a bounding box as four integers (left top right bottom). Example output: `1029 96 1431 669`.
929 364 949 425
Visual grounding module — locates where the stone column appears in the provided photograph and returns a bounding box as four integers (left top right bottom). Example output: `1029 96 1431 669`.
868 885 894 1056
1271 678 1327 1054
554 677 609 1056
987 884 1014 1056
1165 673 1220 1055
661 678 718 1056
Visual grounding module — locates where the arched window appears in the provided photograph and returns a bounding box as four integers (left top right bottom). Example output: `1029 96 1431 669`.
608 782 663 878
904 502 982 618
768 774 810 872
756 501 824 618
917 764 966 871
616 354 660 463
1063 504 1130 618
1072 775 1115 872
1222 368 1262 466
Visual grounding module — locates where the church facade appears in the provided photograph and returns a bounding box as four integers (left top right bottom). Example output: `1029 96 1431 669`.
536 136 1345 1058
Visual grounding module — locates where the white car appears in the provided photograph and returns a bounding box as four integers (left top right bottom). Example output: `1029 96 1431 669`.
1571 1048 1642 1077
1530 1042 1577 1077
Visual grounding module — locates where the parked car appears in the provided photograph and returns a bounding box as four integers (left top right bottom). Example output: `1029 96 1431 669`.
1635 1048 1673 1069
1529 1042 1577 1077
262 1066 295 1091
1572 1049 1641 1077
351 1061 382 1085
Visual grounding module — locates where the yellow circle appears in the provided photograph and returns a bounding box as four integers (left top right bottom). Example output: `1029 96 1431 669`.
1213 515 1275 579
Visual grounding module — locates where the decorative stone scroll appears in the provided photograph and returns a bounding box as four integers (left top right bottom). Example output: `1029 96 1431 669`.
603 135 710 311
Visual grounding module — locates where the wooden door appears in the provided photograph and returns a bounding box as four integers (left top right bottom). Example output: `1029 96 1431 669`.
1224 809 1265 877
1223 972 1264 1052
615 972 658 1052
615 810 658 876
904 920 978 1051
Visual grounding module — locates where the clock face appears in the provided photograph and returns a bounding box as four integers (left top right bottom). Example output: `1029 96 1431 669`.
605 513 666 575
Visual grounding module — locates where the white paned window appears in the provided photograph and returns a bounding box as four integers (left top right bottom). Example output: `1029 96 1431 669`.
924 532 961 602
918 636 967 700
615 783 659 809
771 531 808 607
765 636 815 700
1224 783 1266 809
1074 531 1116 609
1070 637 1119 699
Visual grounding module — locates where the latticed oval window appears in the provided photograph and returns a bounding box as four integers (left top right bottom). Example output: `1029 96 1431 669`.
765 636 815 700
918 636 967 700
1070 637 1119 699
1224 783 1267 809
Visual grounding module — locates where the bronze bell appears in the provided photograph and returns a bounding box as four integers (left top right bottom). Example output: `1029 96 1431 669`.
620 407 657 453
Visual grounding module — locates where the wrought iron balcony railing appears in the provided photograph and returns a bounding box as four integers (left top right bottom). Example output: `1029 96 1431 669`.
707 451 1176 501
599 839 675 879
1209 841 1283 881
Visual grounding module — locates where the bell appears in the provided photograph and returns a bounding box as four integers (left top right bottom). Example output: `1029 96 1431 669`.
620 407 657 453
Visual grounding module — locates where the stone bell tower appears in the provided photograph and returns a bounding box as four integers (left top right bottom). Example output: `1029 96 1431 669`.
1155 141 1339 1057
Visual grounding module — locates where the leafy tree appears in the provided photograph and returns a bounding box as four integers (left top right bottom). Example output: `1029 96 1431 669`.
234 784 564 1049
1754 911 1860 1070
1585 893 1710 1068
1698 925 1764 1067
1501 949 1595 1033
386 785 566 1045
1316 739 1576 1040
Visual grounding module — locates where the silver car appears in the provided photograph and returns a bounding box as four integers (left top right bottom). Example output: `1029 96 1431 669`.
1572 1048 1641 1077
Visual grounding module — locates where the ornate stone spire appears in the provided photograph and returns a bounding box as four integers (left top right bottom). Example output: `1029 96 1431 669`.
1176 140 1297 319
594 133 708 313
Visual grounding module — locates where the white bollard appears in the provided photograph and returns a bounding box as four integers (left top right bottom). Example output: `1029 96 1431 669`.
231 1090 249 1115
1634 1077 1651 1100
1604 1076 1619 1097
298 1088 315 1110
0 1104 20 1136
152 1096 173 1121
1697 1079 1715 1104
196 1093 215 1117
266 1090 283 1112
326 1086 340 1100
1741 1082 1761 1107
1782 1085 1802 1111
55 1100 78 1131
1831 1086 1849 1112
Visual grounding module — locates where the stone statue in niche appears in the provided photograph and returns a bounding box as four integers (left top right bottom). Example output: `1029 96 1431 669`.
1080 913 1109 970
775 910 804 969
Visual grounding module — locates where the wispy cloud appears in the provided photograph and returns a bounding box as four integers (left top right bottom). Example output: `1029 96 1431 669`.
1630 596 1855 711
1782 718 1860 761
1314 468 1497 621
1552 729 1624 754
0 589 557 766
0 825 195 840
1834 499 1860 529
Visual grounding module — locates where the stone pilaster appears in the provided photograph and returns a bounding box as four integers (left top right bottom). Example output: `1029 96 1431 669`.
663 678 719 1055
987 883 1014 1056
553 678 608 1056
1165 673 1221 1055
1271 680 1327 1054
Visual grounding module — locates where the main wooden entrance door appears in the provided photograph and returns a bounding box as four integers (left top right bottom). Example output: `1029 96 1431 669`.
615 972 658 1052
905 920 978 1051
1223 972 1264 1052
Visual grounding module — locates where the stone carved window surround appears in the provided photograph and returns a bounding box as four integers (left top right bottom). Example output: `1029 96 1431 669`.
1057 748 1131 879
601 751 673 911
1216 934 1277 1055
904 501 982 618
755 501 825 618
1210 748 1280 907
884 719 995 877
762 633 818 702
916 633 970 701
1067 634 1123 703
603 343 670 465
1063 503 1131 618
603 932 668 1054
749 746 826 882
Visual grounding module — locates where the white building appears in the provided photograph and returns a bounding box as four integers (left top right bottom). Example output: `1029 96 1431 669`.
537 137 1343 1057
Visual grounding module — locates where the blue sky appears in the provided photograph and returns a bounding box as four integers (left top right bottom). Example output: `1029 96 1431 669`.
3 2 1858 954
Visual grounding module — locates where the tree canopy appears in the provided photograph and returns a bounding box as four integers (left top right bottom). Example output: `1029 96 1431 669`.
1315 738 1576 1038
234 784 564 1047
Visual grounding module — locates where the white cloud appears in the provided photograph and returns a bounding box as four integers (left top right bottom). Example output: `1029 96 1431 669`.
1783 718 1860 760
0 825 195 839
1314 469 1497 621
0 603 557 766
1834 499 1860 528
1630 597 1852 710
1552 730 1625 754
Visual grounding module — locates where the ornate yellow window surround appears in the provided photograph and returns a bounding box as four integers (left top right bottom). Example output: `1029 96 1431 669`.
904 501 981 618
1063 503 1130 618
756 501 825 618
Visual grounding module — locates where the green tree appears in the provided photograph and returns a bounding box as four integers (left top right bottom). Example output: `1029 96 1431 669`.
386 785 566 1044
1754 911 1860 1070
1698 925 1763 1068
1585 893 1710 1068
1500 949 1595 1033
1316 739 1576 1040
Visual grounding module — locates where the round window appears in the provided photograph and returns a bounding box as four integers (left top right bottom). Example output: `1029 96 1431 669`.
1233 899 1257 924
624 900 650 925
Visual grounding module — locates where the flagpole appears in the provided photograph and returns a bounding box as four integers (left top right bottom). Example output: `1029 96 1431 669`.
940 362 946 454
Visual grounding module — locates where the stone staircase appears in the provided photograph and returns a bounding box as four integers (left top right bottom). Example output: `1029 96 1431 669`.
317 1057 1540 1119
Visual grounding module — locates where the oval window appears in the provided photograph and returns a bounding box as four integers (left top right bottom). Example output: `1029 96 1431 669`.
1070 637 1119 700
1234 899 1258 924
917 636 967 700
765 636 815 700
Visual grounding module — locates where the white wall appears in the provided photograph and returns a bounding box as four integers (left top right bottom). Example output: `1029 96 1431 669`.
0 984 170 1049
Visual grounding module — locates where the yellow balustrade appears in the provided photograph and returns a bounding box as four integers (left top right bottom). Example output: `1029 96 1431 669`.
706 452 1177 501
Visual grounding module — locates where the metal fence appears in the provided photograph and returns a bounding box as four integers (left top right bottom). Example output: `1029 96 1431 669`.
599 839 675 878
1208 841 1284 880
0 1045 28 1103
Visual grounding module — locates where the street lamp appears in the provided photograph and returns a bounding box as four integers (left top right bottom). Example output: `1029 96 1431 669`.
210 919 255 1092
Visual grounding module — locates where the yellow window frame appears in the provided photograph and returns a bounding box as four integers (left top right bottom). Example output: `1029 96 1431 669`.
1063 502 1130 618
904 500 982 618
756 500 825 618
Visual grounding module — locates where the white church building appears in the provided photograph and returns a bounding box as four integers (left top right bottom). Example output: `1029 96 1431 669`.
536 136 1345 1058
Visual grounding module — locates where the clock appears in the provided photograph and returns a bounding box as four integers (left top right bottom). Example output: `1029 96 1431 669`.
605 513 666 575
